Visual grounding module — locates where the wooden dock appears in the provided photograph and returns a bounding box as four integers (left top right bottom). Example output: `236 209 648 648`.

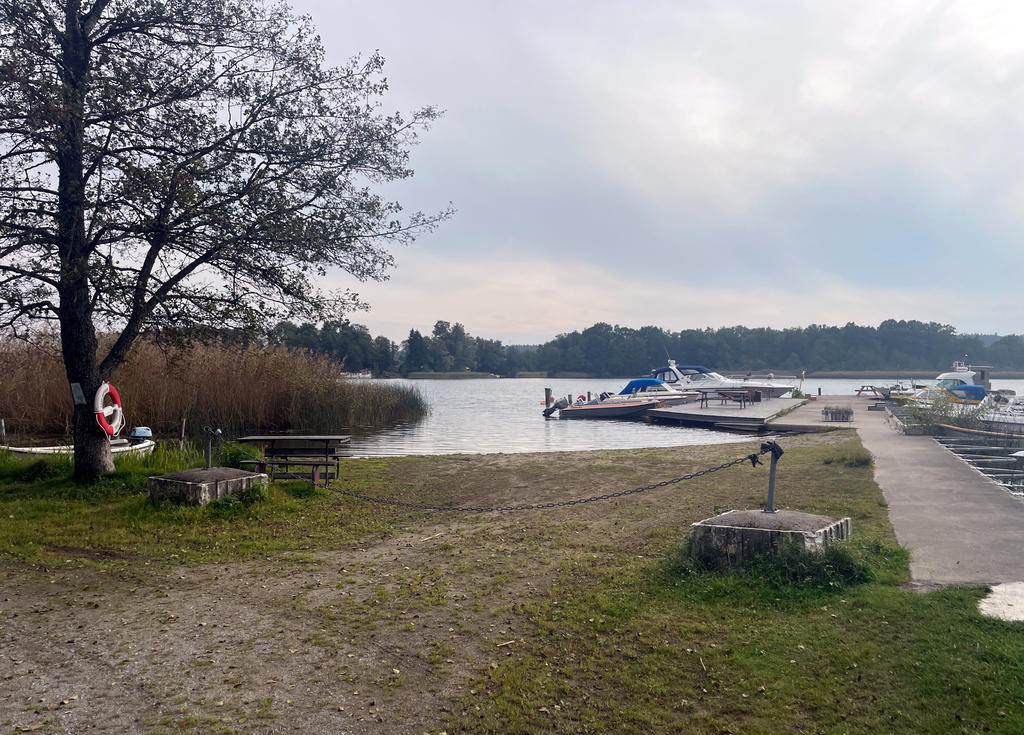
646 396 806 432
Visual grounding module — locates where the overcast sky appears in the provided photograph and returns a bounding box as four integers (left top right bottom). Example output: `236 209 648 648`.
292 0 1024 344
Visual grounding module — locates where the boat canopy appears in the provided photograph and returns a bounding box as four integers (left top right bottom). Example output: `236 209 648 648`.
619 378 666 395
950 385 987 402
654 365 712 374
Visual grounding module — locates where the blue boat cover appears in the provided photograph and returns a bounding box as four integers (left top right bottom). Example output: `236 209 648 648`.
619 378 666 395
950 385 987 401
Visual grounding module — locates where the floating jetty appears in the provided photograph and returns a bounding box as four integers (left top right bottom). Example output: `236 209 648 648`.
646 395 807 432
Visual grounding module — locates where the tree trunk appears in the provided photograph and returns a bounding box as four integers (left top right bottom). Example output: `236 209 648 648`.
56 1 114 481
61 286 114 481
73 397 115 480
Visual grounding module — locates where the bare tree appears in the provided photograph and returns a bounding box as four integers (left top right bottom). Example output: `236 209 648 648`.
0 0 449 478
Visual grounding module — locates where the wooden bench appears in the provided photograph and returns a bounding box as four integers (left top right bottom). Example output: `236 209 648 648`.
239 458 336 483
238 435 350 484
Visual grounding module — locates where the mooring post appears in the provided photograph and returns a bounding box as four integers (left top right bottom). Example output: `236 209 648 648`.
0 418 5 442
544 387 552 408
762 440 784 513
203 426 222 470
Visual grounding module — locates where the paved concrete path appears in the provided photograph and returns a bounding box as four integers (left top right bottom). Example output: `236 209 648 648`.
773 395 1024 588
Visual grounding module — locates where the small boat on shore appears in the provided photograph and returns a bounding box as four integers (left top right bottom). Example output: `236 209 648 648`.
5 427 156 457
6 438 156 456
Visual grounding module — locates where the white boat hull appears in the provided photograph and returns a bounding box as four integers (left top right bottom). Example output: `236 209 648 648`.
6 439 156 456
652 361 796 399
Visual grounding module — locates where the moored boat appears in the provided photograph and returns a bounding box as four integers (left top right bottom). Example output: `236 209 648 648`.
651 360 796 399
977 395 1024 434
904 361 994 409
557 398 663 420
598 378 697 407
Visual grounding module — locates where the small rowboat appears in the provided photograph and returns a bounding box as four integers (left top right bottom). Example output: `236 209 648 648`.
5 438 156 456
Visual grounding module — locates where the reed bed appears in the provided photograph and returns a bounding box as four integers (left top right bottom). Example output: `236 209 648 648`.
0 336 427 441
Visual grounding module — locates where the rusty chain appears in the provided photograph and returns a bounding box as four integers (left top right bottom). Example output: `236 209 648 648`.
326 446 770 513
222 435 778 513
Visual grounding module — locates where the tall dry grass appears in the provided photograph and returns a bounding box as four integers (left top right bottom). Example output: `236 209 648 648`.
0 337 426 440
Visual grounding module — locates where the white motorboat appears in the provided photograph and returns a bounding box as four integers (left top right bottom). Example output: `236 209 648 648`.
978 395 1024 434
598 378 698 407
904 361 993 408
651 361 796 399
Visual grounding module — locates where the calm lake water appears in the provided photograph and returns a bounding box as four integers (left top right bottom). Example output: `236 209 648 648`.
340 376 1024 458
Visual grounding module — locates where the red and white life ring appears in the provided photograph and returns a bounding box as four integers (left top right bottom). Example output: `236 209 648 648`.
94 382 125 437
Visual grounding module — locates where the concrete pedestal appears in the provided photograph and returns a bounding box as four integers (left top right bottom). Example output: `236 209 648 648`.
147 467 268 505
690 509 851 569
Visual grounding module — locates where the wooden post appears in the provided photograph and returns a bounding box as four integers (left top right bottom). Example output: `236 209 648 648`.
544 387 552 407
0 418 5 442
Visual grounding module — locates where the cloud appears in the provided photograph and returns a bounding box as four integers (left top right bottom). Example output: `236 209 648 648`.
293 0 1024 341
328 250 1019 343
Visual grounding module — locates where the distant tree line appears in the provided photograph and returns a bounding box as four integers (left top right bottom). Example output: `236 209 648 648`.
272 319 1024 377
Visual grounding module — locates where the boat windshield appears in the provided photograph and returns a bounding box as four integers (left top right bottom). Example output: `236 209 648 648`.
937 377 969 389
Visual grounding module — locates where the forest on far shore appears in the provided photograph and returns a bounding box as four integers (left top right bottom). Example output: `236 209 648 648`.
272 319 1024 378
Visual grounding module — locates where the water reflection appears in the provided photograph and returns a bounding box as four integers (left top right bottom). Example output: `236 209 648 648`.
344 378 751 457
341 376 1024 457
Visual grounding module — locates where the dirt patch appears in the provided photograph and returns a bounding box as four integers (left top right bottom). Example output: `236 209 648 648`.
0 436 832 733
43 546 133 561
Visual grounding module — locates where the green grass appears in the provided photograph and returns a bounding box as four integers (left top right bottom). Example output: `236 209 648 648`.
449 541 1023 734
0 447 405 564
1 433 1022 734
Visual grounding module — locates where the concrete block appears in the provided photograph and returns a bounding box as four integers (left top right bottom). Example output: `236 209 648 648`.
147 467 268 505
690 509 851 569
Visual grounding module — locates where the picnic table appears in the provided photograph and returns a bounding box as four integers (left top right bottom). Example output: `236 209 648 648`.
237 435 350 484
696 388 755 409
854 385 884 397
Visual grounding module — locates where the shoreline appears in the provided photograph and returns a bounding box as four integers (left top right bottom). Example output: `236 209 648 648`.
401 370 1024 380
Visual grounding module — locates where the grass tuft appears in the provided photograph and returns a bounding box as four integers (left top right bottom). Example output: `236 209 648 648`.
823 449 874 467
662 536 908 607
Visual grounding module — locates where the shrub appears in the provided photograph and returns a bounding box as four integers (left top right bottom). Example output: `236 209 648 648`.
663 536 908 605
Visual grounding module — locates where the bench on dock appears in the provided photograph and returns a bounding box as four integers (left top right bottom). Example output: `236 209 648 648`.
697 388 756 409
237 435 350 484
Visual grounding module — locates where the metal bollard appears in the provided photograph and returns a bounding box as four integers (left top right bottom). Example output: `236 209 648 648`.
761 440 784 513
203 426 223 469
